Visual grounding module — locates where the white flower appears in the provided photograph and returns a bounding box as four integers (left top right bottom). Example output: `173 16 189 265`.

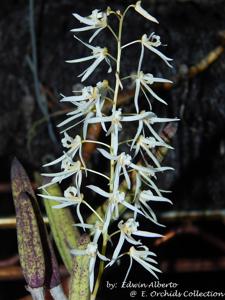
132 110 179 148
59 81 109 135
39 186 102 229
97 149 170 192
122 33 172 69
43 133 85 168
40 159 82 189
131 162 173 204
71 242 109 292
66 35 112 82
132 135 172 167
134 190 172 226
108 218 162 266
123 246 161 281
61 85 99 103
97 149 132 189
134 1 159 24
134 71 172 112
58 100 95 136
87 185 144 232
141 33 173 67
72 9 107 43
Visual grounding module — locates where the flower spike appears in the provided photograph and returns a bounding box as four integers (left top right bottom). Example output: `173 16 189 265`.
40 4 178 297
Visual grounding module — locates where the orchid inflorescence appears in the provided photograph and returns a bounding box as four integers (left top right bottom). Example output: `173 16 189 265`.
39 2 178 299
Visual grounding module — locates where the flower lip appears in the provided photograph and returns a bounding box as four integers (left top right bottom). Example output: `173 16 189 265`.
141 33 161 47
118 218 139 235
118 152 132 166
86 242 98 256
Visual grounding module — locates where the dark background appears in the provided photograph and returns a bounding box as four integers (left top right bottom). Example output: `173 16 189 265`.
0 0 225 299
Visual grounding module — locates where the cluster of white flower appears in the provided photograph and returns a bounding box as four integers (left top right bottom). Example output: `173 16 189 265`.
39 1 178 297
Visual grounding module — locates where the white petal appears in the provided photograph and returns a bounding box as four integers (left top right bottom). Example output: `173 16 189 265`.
121 40 139 50
41 170 73 177
81 56 104 82
73 223 93 229
141 202 157 221
151 117 179 124
143 146 161 168
144 194 172 204
71 249 87 256
134 256 161 277
73 13 95 26
146 45 173 68
134 79 141 113
87 115 112 124
57 112 84 128
134 231 162 238
131 120 143 149
123 166 131 189
149 76 172 83
122 114 146 122
138 44 145 73
142 81 167 105
76 204 85 228
145 123 165 144
89 27 104 43
123 256 133 282
125 236 141 246
112 234 125 261
103 207 112 233
154 166 174 172
71 25 96 32
89 257 96 292
66 55 96 64
144 257 158 264
111 125 119 156
97 251 110 261
87 185 109 198
140 84 152 110
43 154 66 167
135 1 159 24
97 148 115 160
38 194 66 202
61 95 88 102
73 35 96 51
83 111 94 139
53 202 75 209
122 201 144 216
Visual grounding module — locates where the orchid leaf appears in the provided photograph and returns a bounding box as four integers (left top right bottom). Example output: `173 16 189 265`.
11 158 67 300
11 158 46 298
